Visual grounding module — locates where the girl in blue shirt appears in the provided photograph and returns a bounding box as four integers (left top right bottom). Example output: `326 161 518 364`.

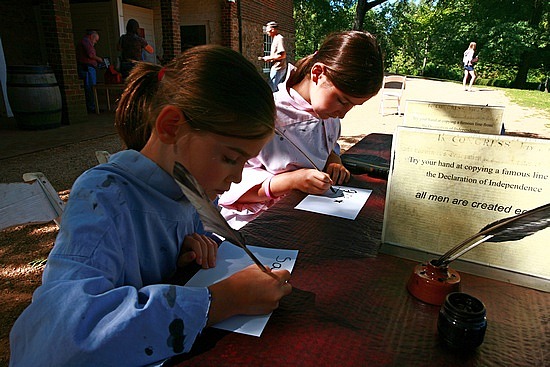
10 45 292 366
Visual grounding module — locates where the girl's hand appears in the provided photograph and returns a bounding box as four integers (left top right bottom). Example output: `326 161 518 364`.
177 233 218 269
325 162 351 185
291 168 333 195
207 265 292 325
325 152 351 184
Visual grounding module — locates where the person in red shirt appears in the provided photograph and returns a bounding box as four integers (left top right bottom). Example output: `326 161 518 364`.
76 30 104 113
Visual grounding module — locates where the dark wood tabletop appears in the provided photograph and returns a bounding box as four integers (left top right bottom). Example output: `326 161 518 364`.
171 134 549 367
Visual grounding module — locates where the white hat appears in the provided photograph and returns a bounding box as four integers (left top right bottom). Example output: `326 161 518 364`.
266 21 278 30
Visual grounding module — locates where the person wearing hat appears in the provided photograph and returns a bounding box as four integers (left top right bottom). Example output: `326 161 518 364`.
259 21 287 92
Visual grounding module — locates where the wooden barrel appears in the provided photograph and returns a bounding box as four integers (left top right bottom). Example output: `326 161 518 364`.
6 65 62 130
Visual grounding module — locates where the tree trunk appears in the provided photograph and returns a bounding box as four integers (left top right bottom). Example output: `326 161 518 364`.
512 51 533 89
512 0 544 88
353 0 389 30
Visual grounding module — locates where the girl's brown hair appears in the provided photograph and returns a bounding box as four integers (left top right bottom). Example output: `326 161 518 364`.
115 45 275 151
287 31 384 98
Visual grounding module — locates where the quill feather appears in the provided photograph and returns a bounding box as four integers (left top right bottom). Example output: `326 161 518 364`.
274 127 322 171
274 127 337 193
173 162 268 272
481 204 550 242
435 203 550 266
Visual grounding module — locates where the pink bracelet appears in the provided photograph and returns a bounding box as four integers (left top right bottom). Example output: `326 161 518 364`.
264 176 276 199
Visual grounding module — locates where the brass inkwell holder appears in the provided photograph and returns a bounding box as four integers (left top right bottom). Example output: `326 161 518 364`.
407 203 550 305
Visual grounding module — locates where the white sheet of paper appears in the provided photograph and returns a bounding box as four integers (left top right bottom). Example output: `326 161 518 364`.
294 185 372 220
185 241 298 337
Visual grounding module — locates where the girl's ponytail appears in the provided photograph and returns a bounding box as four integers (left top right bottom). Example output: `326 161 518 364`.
115 62 162 151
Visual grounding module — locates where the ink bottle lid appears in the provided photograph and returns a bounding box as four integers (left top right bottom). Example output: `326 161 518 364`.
437 292 487 349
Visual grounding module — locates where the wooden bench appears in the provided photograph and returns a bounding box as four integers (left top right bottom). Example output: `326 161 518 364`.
92 83 125 114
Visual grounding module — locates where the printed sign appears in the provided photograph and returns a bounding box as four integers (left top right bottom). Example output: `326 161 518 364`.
404 100 504 134
382 127 550 291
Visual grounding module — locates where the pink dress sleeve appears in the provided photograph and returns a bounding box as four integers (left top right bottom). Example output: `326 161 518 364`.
218 161 277 229
219 79 341 229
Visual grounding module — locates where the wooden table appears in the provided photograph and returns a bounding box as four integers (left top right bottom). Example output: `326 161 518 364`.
170 134 549 367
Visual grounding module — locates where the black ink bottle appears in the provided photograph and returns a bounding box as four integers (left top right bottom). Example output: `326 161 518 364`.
437 292 487 349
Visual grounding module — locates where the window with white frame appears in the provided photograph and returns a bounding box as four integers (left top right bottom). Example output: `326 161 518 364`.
262 26 271 74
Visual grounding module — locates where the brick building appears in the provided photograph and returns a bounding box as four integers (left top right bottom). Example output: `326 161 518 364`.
0 0 295 126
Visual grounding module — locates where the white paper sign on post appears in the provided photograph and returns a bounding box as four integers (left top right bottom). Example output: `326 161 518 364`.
382 127 550 291
404 100 504 135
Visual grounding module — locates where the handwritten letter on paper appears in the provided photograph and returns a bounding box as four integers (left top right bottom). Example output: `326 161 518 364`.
382 127 550 287
295 186 372 220
185 242 298 336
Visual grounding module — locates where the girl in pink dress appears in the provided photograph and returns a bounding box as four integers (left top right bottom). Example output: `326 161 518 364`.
220 31 384 229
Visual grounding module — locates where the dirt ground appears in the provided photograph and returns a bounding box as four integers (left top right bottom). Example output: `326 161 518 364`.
0 77 548 365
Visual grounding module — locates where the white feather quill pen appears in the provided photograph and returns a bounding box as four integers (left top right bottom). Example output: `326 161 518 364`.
274 127 339 195
434 203 550 267
173 162 268 272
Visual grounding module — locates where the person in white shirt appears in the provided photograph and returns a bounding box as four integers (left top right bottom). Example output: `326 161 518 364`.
462 41 478 91
260 21 287 92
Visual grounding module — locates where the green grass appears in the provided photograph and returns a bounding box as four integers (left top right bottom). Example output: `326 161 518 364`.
502 88 550 114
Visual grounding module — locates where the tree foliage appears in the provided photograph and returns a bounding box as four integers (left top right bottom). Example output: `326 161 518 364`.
393 0 550 87
294 0 549 87
470 0 550 87
353 0 390 30
294 0 356 59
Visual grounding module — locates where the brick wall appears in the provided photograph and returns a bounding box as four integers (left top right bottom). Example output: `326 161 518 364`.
181 0 295 74
221 1 239 50
41 0 88 124
0 0 295 125
0 0 43 66
222 0 296 73
1 0 88 124
160 0 181 63
180 1 223 46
